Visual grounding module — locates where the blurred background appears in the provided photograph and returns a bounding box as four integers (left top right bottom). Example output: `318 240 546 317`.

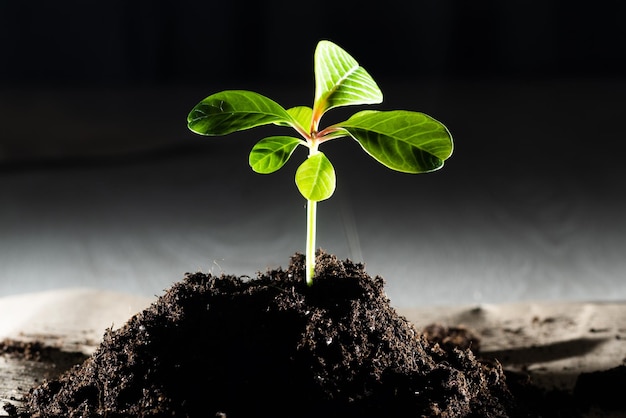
1 1 625 307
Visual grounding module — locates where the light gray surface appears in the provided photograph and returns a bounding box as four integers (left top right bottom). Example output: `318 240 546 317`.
1 80 625 308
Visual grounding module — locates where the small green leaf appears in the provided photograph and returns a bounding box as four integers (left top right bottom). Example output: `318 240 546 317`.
295 152 336 201
339 110 453 173
287 106 313 132
272 106 313 132
188 90 294 136
313 41 383 117
249 136 304 174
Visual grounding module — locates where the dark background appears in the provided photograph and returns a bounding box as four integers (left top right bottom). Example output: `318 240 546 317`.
2 1 626 85
1 1 625 307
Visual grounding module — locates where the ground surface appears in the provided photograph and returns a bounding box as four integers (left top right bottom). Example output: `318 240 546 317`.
1 254 625 417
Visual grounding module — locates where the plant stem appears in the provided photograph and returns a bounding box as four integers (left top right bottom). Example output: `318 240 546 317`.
305 198 317 286
304 137 321 286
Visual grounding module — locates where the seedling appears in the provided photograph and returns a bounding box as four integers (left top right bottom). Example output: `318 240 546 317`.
187 40 453 286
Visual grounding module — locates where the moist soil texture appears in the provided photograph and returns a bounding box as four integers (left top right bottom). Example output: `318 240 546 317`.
7 252 625 417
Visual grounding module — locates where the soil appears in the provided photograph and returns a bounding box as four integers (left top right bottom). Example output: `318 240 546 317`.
3 252 626 417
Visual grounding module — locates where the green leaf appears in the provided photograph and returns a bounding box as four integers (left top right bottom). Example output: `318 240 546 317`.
286 106 313 132
188 90 294 136
339 110 453 173
295 152 336 201
249 136 304 174
273 106 313 133
313 40 383 117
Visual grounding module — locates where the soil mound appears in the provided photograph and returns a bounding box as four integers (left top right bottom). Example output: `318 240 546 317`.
25 253 518 417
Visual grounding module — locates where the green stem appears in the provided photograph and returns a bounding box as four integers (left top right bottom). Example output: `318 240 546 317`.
305 198 317 286
304 137 321 286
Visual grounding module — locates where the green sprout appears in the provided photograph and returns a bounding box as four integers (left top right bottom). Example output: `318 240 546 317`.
187 40 453 286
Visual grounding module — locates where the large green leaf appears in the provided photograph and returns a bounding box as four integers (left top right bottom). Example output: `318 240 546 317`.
249 136 304 174
313 41 383 117
295 152 336 201
188 90 294 136
339 110 453 173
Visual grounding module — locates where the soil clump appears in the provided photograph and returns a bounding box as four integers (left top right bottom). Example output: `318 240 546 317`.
8 253 580 417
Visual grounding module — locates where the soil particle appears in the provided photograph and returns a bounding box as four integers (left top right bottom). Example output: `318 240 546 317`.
1 340 89 417
422 324 481 353
21 252 521 417
0 340 52 362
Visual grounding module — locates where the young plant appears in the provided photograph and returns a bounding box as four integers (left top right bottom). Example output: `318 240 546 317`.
187 40 453 286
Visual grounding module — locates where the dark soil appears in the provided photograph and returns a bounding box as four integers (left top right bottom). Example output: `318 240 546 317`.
0 340 90 417
0 340 62 362
5 252 626 417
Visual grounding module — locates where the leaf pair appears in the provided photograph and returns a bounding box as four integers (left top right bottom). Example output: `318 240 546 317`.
187 40 453 203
